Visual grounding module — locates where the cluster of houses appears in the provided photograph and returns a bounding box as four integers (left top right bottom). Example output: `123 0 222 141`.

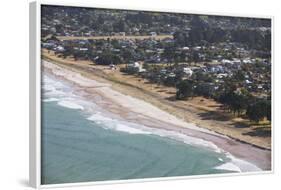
41 33 271 96
41 6 184 37
41 6 271 98
122 56 270 95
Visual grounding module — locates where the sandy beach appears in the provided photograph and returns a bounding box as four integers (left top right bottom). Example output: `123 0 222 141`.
42 49 271 150
42 59 271 171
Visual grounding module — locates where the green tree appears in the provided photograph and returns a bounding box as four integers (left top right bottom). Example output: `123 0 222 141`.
176 80 194 100
246 100 270 122
95 51 121 65
218 89 250 116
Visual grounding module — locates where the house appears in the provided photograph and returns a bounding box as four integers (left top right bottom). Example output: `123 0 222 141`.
160 69 167 74
257 84 263 90
232 58 241 64
245 79 252 84
222 59 232 64
120 32 126 37
193 46 201 51
168 72 176 78
54 45 65 52
127 62 146 73
217 73 228 79
109 64 116 70
79 48 88 51
243 59 253 64
157 48 164 54
183 67 193 77
42 42 56 49
150 32 157 37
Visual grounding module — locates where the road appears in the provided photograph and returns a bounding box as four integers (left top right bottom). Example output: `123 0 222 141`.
56 35 173 41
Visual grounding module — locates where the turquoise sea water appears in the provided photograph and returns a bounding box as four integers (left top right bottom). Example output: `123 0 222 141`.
41 74 233 185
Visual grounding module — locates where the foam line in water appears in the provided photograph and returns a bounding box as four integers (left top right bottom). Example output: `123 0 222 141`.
218 158 224 162
43 98 59 102
225 153 262 172
43 72 262 173
87 112 262 172
215 162 242 172
87 113 221 152
42 74 73 99
115 124 152 134
87 113 113 122
58 100 84 110
87 113 151 135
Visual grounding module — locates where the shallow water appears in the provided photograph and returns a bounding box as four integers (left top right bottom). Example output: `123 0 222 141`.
41 73 235 185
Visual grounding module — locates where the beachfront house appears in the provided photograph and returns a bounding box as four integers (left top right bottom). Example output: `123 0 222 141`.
126 62 146 73
109 64 117 70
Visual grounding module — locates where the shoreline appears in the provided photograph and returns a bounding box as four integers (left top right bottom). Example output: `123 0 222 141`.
42 59 271 171
42 50 271 151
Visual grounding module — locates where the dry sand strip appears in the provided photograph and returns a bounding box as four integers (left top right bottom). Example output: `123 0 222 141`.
56 35 173 41
42 60 271 171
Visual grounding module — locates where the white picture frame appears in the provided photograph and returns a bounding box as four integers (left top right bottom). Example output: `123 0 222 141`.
29 1 274 188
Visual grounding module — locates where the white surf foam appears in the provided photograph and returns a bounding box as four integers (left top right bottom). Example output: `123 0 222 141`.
87 113 113 122
215 162 242 172
43 98 59 102
149 128 222 153
214 152 262 173
218 158 224 162
42 75 70 99
43 74 87 111
58 100 84 110
115 124 152 134
225 153 262 172
87 113 151 135
87 112 262 173
42 72 262 173
87 112 221 152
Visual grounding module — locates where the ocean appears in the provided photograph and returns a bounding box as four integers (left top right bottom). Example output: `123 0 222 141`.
41 73 238 185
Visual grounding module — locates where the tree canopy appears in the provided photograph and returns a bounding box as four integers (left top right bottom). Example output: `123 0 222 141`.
176 80 194 100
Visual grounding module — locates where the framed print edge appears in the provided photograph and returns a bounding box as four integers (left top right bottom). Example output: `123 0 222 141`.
30 0 274 189
271 16 275 174
38 0 272 19
29 1 41 188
